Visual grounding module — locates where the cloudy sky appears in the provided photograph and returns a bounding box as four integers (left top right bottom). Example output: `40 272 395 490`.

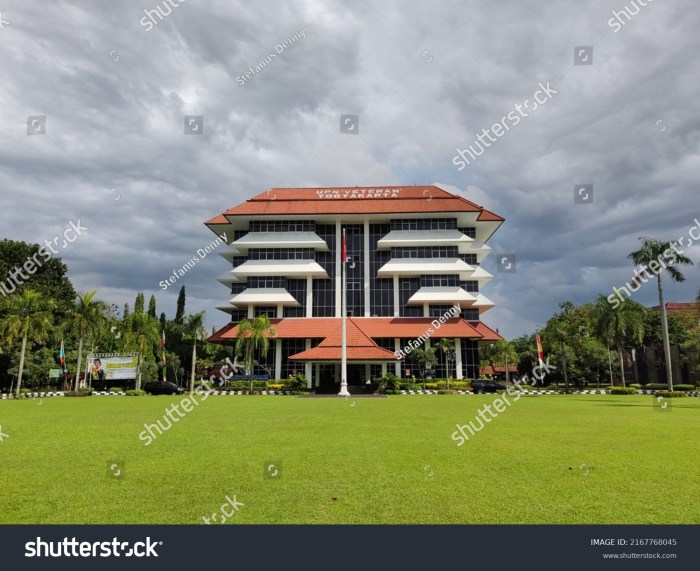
1 0 699 338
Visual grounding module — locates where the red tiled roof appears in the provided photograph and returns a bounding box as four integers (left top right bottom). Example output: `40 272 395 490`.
211 317 492 341
480 364 518 376
649 302 699 312
205 186 504 222
471 321 502 341
289 319 397 361
207 323 237 342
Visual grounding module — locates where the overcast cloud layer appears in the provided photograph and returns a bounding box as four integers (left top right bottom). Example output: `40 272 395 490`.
1 0 699 338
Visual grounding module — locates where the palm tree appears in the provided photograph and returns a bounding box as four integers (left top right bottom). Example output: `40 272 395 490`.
124 310 161 390
183 311 207 394
435 338 456 388
591 295 645 388
235 315 276 392
0 290 56 397
68 291 110 390
628 238 693 390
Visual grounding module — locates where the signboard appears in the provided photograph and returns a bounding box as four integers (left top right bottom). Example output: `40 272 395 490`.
87 353 139 381
49 369 61 379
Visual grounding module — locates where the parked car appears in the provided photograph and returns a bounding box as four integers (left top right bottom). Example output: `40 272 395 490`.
143 381 185 395
470 379 506 394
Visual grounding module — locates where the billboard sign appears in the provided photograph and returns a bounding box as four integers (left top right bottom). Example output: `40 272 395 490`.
86 353 139 381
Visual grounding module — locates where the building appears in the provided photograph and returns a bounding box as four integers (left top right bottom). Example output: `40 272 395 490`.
205 186 504 390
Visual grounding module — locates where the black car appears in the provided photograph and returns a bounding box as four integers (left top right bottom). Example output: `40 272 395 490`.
470 379 506 394
143 381 185 395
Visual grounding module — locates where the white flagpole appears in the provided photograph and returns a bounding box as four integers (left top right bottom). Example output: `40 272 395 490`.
339 228 350 396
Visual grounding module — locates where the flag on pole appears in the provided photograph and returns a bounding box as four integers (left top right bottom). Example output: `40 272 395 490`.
536 332 545 368
161 330 167 382
59 339 66 373
341 228 347 262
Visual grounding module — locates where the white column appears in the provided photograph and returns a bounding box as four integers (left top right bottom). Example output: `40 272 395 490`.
364 219 370 317
393 275 400 316
394 338 402 377
315 362 321 388
455 338 463 379
335 219 341 317
423 303 429 317
306 275 313 318
304 340 312 388
276 304 283 318
247 305 254 319
274 338 282 380
365 363 371 384
381 362 387 376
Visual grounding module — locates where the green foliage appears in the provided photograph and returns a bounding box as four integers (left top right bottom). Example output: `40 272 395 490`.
673 384 695 391
285 373 307 392
267 383 284 391
108 387 123 393
78 386 93 393
644 383 669 390
125 389 146 396
610 386 637 395
654 391 688 398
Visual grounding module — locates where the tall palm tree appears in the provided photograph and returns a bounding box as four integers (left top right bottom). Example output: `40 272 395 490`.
68 291 110 390
183 311 207 394
235 315 277 392
591 295 645 388
124 310 161 390
0 290 56 397
435 338 456 387
628 238 693 390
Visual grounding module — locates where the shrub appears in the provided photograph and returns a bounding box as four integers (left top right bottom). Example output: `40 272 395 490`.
285 373 307 392
78 386 93 393
376 373 401 393
673 384 695 391
108 387 123 393
644 383 669 391
19 388 31 395
654 391 688 398
424 383 438 390
64 391 91 397
610 386 637 395
629 383 642 389
125 389 146 396
268 383 284 391
437 389 457 395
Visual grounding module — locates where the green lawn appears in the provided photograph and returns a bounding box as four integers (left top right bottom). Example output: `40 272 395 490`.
0 394 698 524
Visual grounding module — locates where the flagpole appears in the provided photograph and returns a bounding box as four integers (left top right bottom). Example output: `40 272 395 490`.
339 228 350 397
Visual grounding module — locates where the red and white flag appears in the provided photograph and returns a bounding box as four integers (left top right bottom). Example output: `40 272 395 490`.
536 332 545 368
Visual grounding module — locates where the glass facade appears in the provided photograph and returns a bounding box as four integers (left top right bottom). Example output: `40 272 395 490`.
215 213 495 382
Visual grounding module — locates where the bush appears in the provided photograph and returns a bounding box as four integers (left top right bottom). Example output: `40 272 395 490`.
437 389 457 394
610 386 637 395
64 391 91 397
376 373 401 393
436 380 470 390
425 383 438 390
629 383 642 389
644 383 669 391
108 387 123 393
125 389 146 396
78 386 93 393
19 388 31 395
268 383 284 391
673 384 695 391
654 391 688 398
285 373 307 392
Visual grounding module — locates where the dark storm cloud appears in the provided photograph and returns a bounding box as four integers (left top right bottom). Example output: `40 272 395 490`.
1 0 698 337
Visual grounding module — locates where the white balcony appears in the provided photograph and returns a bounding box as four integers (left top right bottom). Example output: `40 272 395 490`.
216 271 243 286
232 259 328 279
407 287 477 307
218 244 243 261
229 288 300 307
467 293 495 313
232 232 329 252
377 258 475 280
377 230 473 251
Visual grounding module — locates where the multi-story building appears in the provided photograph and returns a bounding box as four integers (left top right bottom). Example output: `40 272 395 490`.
206 186 504 390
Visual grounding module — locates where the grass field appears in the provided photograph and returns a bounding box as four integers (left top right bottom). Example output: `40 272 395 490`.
0 394 698 524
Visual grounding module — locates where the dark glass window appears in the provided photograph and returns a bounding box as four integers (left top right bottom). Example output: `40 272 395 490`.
313 224 336 317
369 223 393 316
